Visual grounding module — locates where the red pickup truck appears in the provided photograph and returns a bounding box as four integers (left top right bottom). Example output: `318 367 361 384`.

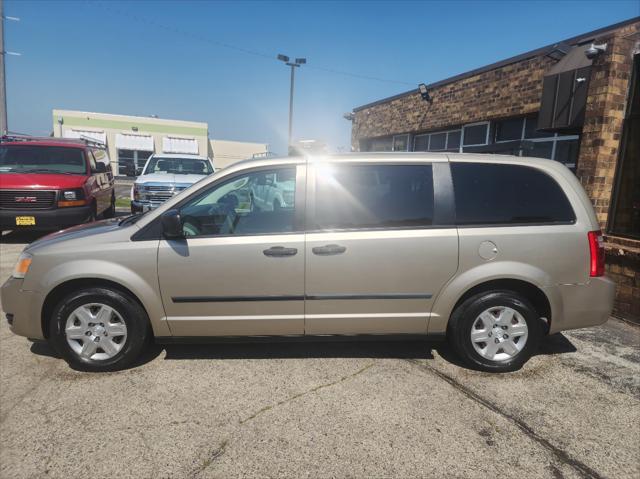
0 136 116 231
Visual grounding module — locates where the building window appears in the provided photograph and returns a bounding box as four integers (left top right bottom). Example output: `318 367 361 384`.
492 115 580 169
495 118 525 142
412 129 461 152
462 122 489 147
369 137 393 152
609 54 640 239
413 134 429 151
392 134 409 151
430 132 447 151
117 149 152 176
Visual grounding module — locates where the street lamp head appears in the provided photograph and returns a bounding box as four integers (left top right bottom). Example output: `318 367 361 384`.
295 58 307 65
418 83 432 103
277 54 290 63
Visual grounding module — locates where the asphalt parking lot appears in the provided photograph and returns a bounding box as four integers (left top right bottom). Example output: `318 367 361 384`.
1 228 639 479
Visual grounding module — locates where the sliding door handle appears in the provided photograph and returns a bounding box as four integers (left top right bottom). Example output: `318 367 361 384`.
263 246 298 257
312 244 347 256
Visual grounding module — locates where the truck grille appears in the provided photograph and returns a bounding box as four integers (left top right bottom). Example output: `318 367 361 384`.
141 184 187 205
0 190 57 209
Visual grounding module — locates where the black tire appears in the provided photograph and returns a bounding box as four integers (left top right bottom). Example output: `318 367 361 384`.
48 287 150 372
103 193 116 218
448 290 542 373
87 203 97 223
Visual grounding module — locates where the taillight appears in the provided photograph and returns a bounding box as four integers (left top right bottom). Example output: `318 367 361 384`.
588 230 605 277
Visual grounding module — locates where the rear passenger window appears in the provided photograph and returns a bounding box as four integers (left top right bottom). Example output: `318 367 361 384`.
314 164 434 230
451 163 575 225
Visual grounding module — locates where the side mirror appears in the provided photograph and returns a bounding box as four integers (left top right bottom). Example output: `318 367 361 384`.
95 162 107 173
161 209 184 239
135 167 144 176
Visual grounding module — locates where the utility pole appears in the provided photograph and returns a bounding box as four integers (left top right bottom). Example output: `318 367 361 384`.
1 0 7 135
277 54 306 152
0 0 19 136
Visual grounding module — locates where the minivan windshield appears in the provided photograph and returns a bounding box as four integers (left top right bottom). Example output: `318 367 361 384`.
143 157 213 176
0 145 87 175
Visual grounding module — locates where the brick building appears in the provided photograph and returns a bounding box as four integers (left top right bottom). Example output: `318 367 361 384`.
350 18 639 322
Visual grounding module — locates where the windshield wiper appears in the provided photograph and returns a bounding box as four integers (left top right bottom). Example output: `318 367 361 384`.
119 212 147 226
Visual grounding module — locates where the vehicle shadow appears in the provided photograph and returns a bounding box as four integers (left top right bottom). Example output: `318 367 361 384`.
0 230 49 244
1 212 130 245
29 333 577 371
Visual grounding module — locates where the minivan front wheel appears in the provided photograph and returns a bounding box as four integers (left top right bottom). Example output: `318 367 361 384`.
448 291 542 373
49 287 150 372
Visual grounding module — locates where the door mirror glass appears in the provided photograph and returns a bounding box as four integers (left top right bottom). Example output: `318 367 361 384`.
161 209 184 239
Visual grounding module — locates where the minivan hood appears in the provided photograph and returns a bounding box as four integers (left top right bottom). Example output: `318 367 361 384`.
0 173 87 190
27 218 127 253
135 173 206 186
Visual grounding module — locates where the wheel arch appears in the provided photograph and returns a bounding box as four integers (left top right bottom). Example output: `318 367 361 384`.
429 262 555 335
448 279 552 334
41 278 154 339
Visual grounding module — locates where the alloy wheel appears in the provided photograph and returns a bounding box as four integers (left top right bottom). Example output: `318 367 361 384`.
470 306 529 362
65 303 128 360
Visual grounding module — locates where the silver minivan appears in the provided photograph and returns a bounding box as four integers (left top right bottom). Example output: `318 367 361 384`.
1 153 615 372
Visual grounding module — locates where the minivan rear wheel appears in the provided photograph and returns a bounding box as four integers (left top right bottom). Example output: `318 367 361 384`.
48 287 150 372
448 291 542 373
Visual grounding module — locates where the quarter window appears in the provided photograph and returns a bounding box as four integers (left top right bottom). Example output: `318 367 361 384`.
178 167 297 236
451 163 575 225
314 164 434 230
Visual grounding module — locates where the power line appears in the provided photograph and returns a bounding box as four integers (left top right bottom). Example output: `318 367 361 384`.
91 1 415 86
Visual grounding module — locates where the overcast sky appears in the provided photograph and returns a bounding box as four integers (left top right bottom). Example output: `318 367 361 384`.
4 0 639 155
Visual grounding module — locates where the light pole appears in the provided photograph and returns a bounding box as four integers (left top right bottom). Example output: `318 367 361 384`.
0 0 20 136
277 54 306 152
0 0 7 136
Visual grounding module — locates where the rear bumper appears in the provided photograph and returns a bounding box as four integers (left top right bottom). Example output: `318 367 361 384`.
1 277 45 339
546 276 616 334
0 206 92 230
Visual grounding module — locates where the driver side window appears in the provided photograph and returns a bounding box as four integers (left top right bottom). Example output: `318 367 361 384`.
179 167 297 237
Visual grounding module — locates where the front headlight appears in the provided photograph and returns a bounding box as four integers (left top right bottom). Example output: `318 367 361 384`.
12 252 33 279
58 188 86 207
133 184 144 200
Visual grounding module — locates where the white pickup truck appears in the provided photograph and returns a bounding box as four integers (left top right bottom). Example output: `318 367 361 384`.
131 153 214 213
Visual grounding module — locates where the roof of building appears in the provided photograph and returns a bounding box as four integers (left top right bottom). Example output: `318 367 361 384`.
53 109 208 129
353 16 640 112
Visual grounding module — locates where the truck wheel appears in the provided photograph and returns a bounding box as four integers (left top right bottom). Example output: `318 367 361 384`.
448 290 542 373
48 287 150 372
103 193 116 218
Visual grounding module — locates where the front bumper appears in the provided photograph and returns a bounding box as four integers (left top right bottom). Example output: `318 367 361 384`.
0 205 92 231
546 276 616 334
131 200 162 214
1 276 45 339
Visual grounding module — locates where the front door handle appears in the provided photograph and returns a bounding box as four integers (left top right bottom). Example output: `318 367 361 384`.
312 244 347 256
263 246 298 257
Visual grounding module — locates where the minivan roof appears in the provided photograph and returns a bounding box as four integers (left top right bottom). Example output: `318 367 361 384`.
225 151 567 171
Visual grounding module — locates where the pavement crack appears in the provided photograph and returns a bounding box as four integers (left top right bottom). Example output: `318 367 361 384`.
403 359 606 479
239 362 375 425
188 440 228 478
0 362 58 425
